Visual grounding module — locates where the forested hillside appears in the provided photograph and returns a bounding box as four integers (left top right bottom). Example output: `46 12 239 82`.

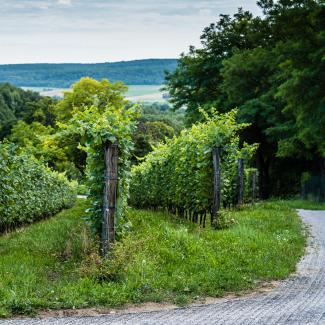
0 59 177 87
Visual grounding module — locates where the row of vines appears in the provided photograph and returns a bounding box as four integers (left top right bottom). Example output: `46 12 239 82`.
0 78 259 254
129 110 258 225
0 143 77 232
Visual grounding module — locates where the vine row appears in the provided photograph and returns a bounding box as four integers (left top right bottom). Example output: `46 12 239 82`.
129 110 258 225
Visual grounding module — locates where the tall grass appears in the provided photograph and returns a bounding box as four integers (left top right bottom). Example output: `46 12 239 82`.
280 199 325 210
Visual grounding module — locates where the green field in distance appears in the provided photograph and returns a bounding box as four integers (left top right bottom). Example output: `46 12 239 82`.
23 85 168 103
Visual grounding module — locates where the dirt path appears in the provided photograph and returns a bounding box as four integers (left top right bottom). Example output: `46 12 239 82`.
1 209 325 325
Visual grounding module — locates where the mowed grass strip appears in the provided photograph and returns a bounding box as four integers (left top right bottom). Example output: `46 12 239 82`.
0 200 305 317
0 200 91 317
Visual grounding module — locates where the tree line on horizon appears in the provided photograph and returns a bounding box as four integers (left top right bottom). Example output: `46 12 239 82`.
0 59 177 88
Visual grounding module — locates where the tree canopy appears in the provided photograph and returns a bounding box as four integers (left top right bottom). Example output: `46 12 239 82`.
165 0 325 197
0 83 56 139
1 79 184 181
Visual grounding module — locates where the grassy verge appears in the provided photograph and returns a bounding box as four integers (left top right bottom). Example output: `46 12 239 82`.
0 200 305 317
279 199 325 210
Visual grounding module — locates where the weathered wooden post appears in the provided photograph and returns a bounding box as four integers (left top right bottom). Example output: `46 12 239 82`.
252 170 257 203
102 141 118 258
212 147 221 227
237 158 244 206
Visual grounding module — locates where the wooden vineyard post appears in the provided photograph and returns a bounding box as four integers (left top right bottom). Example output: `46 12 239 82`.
212 147 221 227
238 158 244 206
102 142 118 258
252 170 257 203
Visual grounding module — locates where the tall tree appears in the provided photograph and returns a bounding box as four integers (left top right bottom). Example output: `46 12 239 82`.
164 8 270 124
165 0 325 197
0 83 55 139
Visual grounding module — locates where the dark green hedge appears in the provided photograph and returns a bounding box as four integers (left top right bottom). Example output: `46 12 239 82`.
0 144 77 232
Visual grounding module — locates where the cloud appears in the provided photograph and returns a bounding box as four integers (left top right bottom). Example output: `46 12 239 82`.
9 1 50 10
57 0 72 5
37 3 50 9
0 0 262 64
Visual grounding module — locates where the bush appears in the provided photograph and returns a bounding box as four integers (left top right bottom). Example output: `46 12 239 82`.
0 143 77 232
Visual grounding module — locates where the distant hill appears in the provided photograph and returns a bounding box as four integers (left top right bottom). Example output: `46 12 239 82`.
0 59 178 87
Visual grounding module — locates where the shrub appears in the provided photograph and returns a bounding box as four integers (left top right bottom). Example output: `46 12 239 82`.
0 143 77 232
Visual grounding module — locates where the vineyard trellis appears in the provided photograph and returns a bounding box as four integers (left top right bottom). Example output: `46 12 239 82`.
102 141 119 257
0 143 76 232
212 147 221 225
129 110 259 227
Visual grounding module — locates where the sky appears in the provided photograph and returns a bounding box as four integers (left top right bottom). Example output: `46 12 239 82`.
0 0 261 64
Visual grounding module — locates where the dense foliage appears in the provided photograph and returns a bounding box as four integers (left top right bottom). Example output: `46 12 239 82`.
0 83 56 139
0 143 76 232
165 0 325 199
57 79 139 234
132 103 185 161
0 59 177 88
2 80 184 180
7 120 80 178
130 111 258 222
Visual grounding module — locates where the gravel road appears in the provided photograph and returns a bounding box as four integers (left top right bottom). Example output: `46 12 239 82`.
1 209 325 325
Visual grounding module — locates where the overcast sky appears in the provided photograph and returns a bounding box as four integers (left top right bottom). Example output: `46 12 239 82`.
0 0 261 64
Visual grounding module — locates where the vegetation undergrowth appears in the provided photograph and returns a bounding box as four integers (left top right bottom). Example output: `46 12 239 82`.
0 199 305 317
278 199 325 211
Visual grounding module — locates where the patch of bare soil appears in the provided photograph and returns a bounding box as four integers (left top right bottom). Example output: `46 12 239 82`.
35 279 281 319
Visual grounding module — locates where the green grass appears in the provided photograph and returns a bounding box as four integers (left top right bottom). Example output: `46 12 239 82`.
0 200 92 317
279 199 325 210
23 85 165 102
0 200 306 317
126 85 162 97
